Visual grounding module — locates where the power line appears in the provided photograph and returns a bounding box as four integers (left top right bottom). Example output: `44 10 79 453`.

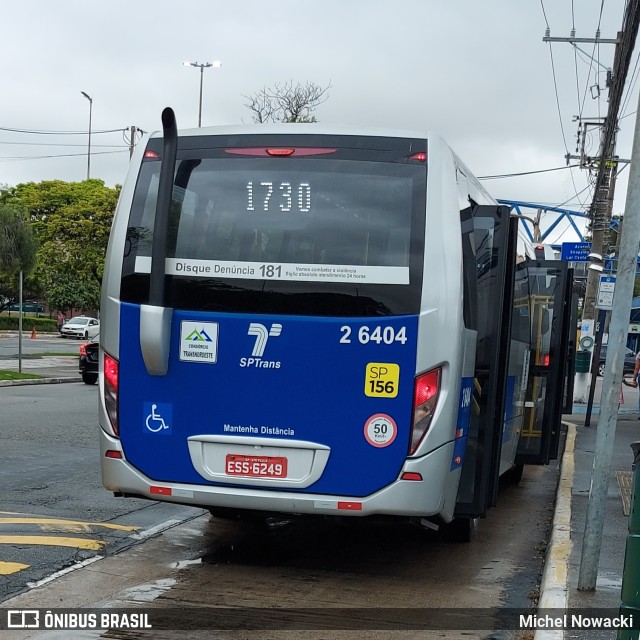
478 164 582 180
0 149 128 162
0 126 126 135
539 0 592 210
0 140 128 148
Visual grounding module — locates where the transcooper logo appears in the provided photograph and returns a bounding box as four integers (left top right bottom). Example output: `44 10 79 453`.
180 321 219 363
248 323 282 357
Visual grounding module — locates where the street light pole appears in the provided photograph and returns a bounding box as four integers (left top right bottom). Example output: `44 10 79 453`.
183 60 221 127
80 91 92 179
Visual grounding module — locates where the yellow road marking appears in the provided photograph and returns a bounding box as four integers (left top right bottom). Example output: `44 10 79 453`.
0 517 138 532
0 561 29 575
0 536 105 551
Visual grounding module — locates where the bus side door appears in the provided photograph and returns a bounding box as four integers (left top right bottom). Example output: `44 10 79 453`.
516 260 572 465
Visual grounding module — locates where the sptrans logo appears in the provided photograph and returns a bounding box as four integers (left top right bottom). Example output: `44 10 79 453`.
240 323 282 369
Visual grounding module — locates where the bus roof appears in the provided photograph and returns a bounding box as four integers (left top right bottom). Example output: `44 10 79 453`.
146 122 444 142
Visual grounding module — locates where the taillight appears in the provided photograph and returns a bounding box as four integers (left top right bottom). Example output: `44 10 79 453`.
225 147 337 157
79 342 89 356
409 368 441 455
266 148 295 156
103 353 119 436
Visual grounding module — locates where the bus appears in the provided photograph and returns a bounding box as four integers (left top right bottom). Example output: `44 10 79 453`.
99 109 572 540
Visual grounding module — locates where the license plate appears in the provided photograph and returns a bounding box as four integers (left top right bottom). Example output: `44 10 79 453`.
225 454 288 478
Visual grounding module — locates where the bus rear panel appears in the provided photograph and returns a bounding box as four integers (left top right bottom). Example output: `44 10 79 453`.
99 125 504 524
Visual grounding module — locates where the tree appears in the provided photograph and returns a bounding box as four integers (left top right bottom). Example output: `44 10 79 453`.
244 80 331 123
0 179 120 312
0 205 37 311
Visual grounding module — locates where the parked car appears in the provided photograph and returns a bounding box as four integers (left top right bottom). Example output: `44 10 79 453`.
598 346 637 377
79 333 99 385
60 316 100 340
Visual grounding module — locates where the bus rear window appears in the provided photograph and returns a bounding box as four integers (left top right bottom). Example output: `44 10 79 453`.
121 153 425 316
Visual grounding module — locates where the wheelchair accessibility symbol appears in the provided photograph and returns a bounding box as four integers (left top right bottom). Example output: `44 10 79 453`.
143 402 173 435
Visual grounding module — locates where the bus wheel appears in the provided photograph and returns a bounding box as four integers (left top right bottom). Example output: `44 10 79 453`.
444 516 478 543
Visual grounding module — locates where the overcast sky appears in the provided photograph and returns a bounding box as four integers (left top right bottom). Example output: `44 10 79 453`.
0 0 635 243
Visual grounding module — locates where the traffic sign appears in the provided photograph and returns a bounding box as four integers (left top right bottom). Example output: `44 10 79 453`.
596 275 616 310
561 242 591 261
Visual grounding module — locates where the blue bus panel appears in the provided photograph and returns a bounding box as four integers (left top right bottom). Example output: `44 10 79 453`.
118 303 419 497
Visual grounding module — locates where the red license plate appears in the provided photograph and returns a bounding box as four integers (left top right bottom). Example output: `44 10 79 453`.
225 454 288 478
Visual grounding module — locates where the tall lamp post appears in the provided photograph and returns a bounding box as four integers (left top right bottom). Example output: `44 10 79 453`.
183 60 221 127
80 91 92 179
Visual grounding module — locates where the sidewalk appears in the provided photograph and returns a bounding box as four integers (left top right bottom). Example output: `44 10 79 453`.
537 397 639 639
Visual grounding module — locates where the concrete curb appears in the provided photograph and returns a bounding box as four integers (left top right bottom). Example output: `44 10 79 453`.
0 376 82 387
534 421 576 640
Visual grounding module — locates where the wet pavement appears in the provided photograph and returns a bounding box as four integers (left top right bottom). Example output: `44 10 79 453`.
2 348 639 639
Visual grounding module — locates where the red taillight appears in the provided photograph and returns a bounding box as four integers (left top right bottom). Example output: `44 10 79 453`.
408 152 427 162
543 354 550 367
266 148 295 157
409 368 441 455
79 342 89 356
143 150 161 160
225 147 337 157
104 450 123 459
103 353 119 436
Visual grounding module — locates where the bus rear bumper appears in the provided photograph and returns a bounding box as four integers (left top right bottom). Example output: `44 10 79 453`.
100 429 457 520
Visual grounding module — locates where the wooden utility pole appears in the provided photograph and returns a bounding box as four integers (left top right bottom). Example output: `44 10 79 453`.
545 3 640 405
127 126 140 158
544 3 640 322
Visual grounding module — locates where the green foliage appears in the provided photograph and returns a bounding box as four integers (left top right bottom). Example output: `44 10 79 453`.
0 179 120 312
0 316 57 331
0 205 38 311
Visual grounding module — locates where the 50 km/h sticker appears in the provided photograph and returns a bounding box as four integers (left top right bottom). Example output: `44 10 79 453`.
364 363 400 398
364 414 398 448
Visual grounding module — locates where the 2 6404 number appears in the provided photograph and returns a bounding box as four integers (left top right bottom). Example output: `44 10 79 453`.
339 325 407 345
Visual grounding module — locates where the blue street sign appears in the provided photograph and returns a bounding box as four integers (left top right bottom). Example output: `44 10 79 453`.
561 242 591 261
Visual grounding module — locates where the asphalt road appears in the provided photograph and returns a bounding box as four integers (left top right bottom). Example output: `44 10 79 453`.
2 449 562 639
0 334 84 357
0 373 564 637
0 382 204 602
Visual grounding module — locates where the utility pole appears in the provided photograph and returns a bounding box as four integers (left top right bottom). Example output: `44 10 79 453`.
533 209 542 243
578 79 640 591
545 2 640 401
125 126 144 158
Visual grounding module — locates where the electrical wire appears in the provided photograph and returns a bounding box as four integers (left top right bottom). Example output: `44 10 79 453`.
478 164 582 180
0 140 127 148
0 150 128 162
620 51 640 117
0 126 126 135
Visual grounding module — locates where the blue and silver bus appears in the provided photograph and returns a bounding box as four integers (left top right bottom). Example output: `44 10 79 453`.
99 109 572 539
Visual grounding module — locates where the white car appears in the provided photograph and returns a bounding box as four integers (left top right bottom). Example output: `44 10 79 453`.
60 316 100 340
